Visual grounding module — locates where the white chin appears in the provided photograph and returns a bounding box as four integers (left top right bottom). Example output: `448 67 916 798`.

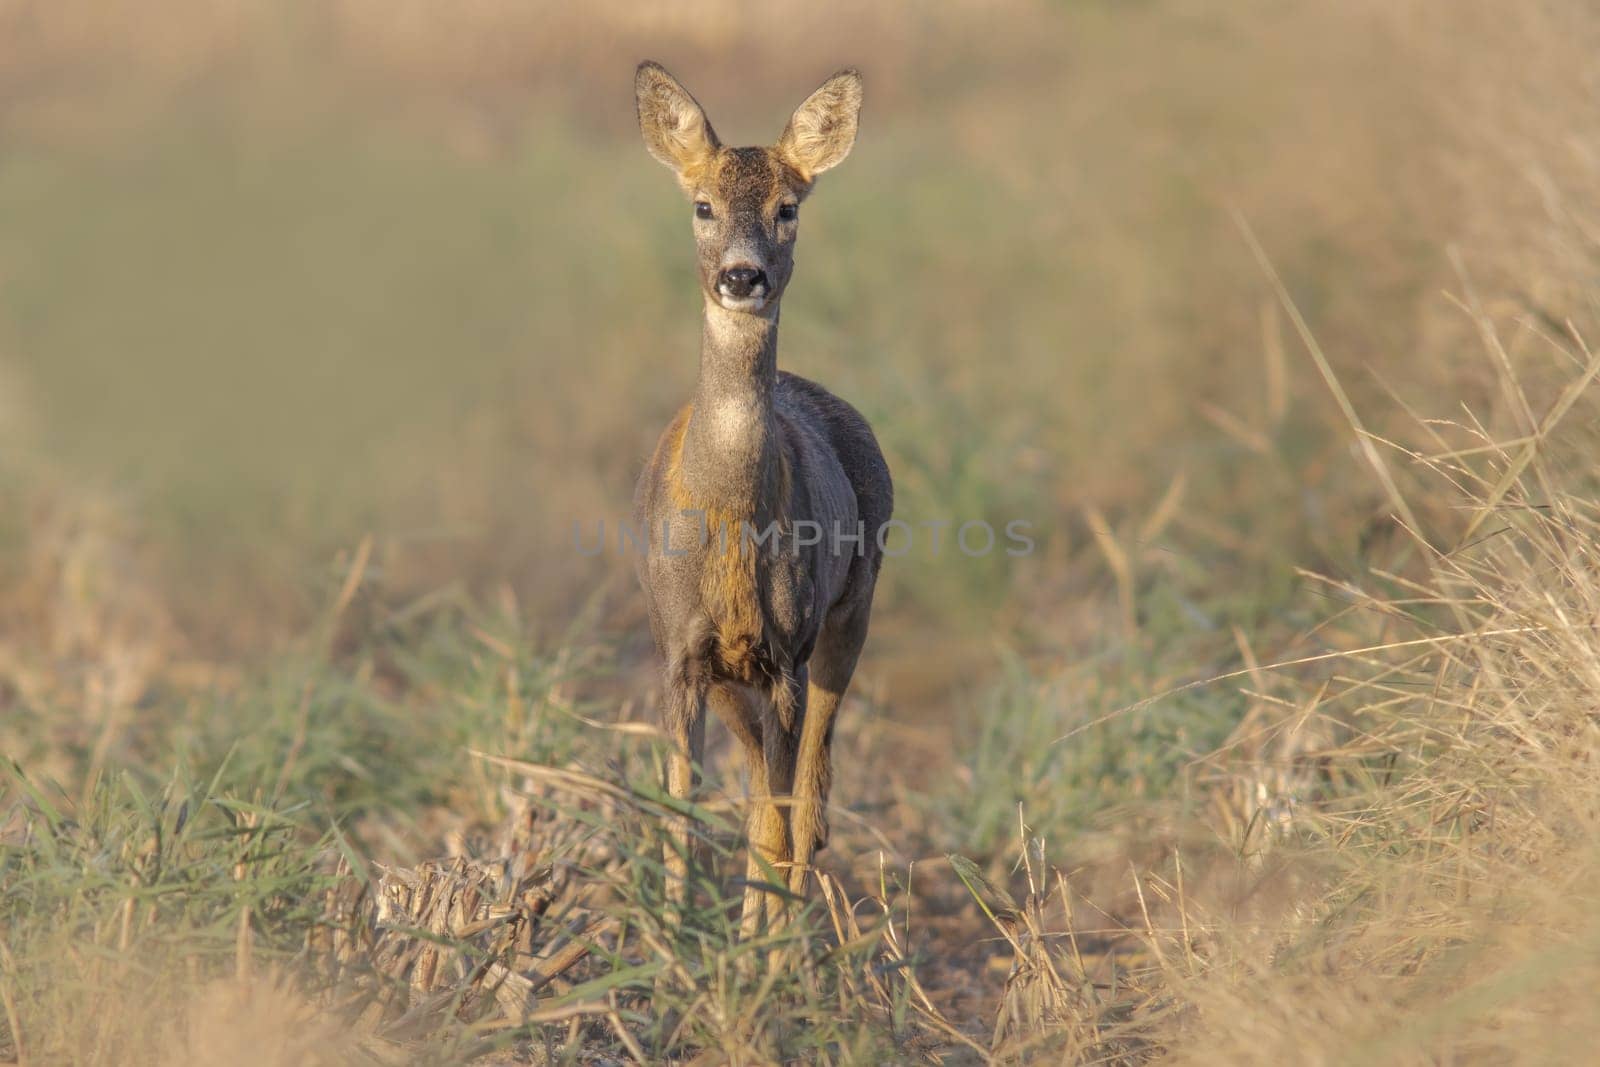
717 292 770 313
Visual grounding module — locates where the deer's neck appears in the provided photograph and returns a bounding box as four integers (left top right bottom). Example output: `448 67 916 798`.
679 301 783 515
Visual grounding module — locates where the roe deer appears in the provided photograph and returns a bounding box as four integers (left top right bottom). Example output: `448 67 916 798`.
631 61 892 934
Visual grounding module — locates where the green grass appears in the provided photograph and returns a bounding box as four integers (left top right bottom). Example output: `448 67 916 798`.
937 634 1252 862
0 601 933 1064
0 762 330 1063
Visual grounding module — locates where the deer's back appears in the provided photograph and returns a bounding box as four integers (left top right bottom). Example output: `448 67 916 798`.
775 371 893 558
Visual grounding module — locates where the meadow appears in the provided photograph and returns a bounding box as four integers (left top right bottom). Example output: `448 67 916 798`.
3 1 1600 1062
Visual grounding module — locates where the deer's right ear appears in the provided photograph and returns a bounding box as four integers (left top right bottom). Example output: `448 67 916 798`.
635 61 720 182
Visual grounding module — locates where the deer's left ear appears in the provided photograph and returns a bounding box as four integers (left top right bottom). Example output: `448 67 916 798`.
776 69 863 181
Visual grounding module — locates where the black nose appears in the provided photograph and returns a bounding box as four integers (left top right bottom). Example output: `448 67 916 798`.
718 266 767 298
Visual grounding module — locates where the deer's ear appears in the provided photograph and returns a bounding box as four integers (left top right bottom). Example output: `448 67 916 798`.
776 69 863 181
635 61 720 180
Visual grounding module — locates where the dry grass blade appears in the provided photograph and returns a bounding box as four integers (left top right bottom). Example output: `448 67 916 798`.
954 841 1153 1064
1232 208 1423 539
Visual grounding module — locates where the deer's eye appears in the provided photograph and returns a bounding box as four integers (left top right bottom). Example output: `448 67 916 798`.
777 203 798 222
694 201 713 220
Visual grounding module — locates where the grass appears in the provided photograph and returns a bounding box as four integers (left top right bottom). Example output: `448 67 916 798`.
6 0 1600 1062
1 674 942 1064
0 763 331 1064
936 649 1247 859
14 333 1598 1062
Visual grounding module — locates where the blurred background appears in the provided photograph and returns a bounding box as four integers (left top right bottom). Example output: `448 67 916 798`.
4 0 1598 804
4 3 1591 648
4 0 1600 823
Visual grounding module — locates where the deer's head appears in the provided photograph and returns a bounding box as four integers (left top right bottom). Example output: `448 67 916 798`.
635 61 862 316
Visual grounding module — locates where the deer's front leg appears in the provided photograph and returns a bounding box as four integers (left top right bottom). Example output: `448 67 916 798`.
745 666 806 936
663 677 706 926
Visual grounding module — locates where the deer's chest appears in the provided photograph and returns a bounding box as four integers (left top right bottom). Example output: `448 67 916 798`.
696 519 813 683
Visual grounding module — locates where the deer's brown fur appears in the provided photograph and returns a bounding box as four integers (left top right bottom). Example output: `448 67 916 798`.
631 61 891 935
